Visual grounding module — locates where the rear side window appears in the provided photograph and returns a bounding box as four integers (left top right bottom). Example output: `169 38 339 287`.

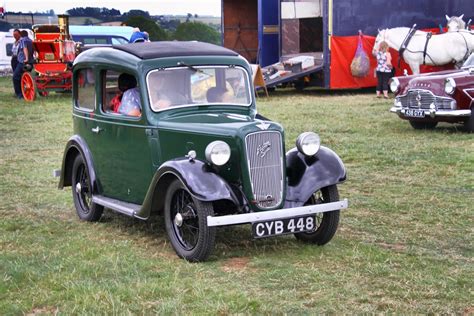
75 68 96 111
6 43 13 56
111 37 128 45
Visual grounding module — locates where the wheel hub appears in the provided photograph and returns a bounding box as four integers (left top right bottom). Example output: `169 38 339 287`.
174 213 184 227
75 182 82 194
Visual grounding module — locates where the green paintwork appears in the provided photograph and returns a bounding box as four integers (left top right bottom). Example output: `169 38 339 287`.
71 46 286 211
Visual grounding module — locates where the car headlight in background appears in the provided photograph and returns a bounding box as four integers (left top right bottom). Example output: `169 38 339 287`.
389 77 400 93
205 141 231 166
296 132 321 156
445 78 456 95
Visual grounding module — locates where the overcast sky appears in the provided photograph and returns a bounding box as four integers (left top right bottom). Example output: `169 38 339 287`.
3 0 221 16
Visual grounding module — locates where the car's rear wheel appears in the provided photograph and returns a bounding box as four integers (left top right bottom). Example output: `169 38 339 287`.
164 179 216 262
409 120 438 130
294 185 340 245
71 155 103 221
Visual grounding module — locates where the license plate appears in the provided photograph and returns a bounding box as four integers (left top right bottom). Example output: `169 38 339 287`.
252 215 315 238
405 109 425 118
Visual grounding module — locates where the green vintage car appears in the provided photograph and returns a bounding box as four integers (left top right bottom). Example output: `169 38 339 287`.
58 41 348 261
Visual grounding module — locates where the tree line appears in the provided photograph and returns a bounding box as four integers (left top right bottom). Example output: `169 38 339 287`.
0 7 221 45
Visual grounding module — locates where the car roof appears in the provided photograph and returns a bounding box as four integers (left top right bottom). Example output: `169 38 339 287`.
112 41 239 59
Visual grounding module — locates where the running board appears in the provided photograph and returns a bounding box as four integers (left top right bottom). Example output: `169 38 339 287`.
92 195 144 219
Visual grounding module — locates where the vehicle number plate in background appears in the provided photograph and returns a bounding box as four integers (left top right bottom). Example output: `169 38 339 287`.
252 215 315 238
405 109 425 118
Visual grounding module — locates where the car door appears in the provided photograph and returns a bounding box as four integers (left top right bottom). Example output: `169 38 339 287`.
80 68 153 205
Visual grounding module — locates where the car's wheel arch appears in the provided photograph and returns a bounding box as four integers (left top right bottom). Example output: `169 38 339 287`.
285 146 346 208
140 159 240 218
58 135 100 195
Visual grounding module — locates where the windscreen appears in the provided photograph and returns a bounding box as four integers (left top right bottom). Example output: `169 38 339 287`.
463 53 474 67
147 66 251 111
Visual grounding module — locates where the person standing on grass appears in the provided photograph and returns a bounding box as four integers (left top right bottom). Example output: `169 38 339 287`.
373 41 392 99
13 30 33 99
11 29 21 96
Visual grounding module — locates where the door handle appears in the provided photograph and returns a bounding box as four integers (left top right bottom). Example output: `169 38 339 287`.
91 126 103 134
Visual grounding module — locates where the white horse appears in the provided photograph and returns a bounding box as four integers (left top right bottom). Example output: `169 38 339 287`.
374 27 474 74
446 14 466 32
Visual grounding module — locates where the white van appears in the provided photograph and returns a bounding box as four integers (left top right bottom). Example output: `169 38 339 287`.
0 31 14 73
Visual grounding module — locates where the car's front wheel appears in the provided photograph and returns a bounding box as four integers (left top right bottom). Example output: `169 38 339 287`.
71 155 103 221
409 120 438 130
164 179 216 262
294 185 340 245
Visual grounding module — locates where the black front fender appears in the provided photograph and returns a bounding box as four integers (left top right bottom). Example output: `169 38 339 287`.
58 135 101 194
285 146 346 208
139 159 239 219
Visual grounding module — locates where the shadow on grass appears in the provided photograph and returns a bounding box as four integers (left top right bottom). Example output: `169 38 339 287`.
96 208 307 261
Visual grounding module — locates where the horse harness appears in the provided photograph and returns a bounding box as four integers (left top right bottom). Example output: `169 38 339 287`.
422 32 432 65
399 27 472 67
398 26 417 68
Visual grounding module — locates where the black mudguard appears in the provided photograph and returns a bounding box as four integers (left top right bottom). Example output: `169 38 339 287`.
58 135 101 194
139 159 240 219
285 146 346 208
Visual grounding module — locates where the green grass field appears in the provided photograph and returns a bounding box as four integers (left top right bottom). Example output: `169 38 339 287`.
0 77 472 314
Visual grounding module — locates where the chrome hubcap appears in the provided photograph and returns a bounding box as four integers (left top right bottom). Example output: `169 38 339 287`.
75 182 82 194
174 213 183 227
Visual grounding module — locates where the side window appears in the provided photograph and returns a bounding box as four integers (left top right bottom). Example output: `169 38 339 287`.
6 43 13 56
111 37 128 45
95 38 107 45
76 68 95 111
102 70 141 117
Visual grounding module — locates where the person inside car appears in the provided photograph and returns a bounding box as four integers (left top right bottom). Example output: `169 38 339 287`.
110 73 141 116
206 86 231 103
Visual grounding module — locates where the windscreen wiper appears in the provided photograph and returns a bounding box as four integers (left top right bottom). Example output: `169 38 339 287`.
177 61 202 73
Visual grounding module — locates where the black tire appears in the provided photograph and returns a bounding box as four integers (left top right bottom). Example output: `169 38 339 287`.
71 155 103 222
164 179 216 262
464 108 474 133
409 120 438 130
294 185 340 245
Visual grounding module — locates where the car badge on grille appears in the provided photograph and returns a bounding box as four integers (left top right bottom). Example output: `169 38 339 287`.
256 122 270 130
256 141 271 158
416 91 422 107
259 195 275 203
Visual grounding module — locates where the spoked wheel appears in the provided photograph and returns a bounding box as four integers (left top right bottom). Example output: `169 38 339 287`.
294 185 340 245
21 72 37 102
409 120 438 130
71 155 103 222
164 179 215 262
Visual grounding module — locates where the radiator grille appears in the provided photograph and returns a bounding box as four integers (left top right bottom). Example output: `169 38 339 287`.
397 89 454 109
245 131 284 209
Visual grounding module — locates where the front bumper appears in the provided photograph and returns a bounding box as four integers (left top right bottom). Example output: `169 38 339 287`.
207 199 348 227
390 106 471 118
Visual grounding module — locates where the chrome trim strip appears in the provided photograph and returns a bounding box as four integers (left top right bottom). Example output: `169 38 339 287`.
391 107 471 117
207 199 348 227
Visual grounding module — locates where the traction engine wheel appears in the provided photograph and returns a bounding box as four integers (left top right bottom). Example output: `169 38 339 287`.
21 72 37 102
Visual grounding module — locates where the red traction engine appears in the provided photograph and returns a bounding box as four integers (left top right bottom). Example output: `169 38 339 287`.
21 15 76 101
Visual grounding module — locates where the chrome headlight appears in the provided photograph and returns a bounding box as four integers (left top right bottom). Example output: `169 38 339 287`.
445 78 456 94
205 141 231 166
296 132 321 156
389 77 400 93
